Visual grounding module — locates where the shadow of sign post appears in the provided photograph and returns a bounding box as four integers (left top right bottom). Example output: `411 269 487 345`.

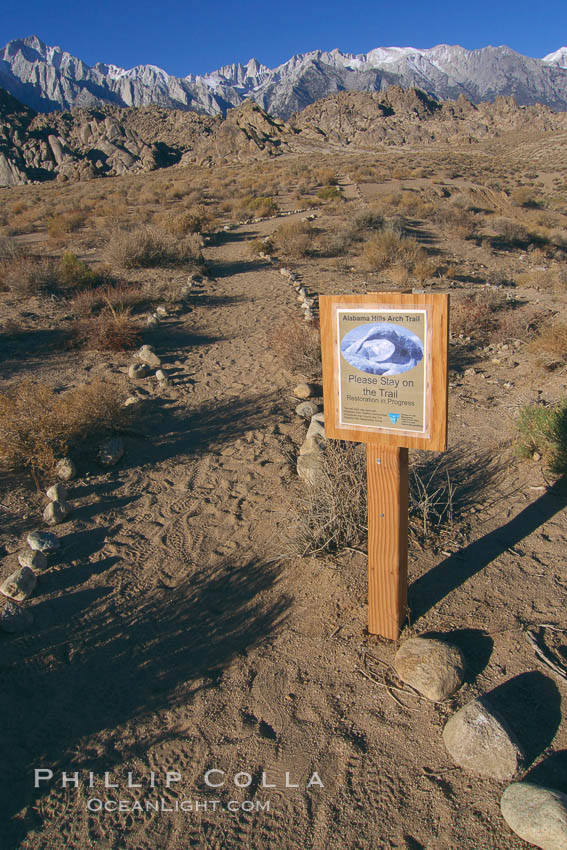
320 292 449 640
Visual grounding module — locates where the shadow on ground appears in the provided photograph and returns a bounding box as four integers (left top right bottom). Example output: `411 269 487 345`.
0 554 290 848
122 391 289 470
409 479 567 620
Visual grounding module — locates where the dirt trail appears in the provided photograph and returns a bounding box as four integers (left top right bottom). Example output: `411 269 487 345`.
3 217 567 850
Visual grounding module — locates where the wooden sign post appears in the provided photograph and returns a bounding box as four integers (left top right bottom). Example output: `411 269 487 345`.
319 293 449 641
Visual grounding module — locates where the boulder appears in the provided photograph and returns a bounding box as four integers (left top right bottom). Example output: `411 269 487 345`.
442 697 524 781
55 458 76 481
394 637 466 701
129 363 150 380
501 782 567 850
293 383 316 400
18 550 47 571
43 500 69 526
136 348 161 369
296 401 320 419
0 566 37 602
99 436 124 467
306 414 325 441
27 531 60 553
297 452 324 487
46 483 68 503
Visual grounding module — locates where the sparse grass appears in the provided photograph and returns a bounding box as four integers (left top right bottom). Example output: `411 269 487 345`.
275 220 315 259
362 230 427 272
0 378 131 484
105 225 202 268
275 315 321 377
528 323 567 369
288 441 367 556
66 303 142 352
0 255 58 295
516 400 567 476
451 293 504 339
69 281 144 318
317 186 343 202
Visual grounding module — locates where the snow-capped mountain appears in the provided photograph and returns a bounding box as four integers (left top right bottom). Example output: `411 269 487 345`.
543 47 567 69
3 35 567 119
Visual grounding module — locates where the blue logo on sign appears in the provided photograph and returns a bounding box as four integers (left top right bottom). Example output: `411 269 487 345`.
388 413 401 424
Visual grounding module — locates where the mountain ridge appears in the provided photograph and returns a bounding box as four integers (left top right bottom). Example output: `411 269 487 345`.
3 36 567 119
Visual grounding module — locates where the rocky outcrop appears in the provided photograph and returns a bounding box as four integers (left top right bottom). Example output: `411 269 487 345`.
2 82 567 186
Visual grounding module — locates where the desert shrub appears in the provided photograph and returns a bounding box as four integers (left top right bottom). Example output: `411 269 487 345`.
351 211 384 233
516 400 567 476
491 218 536 247
275 315 321 377
58 252 104 291
0 378 130 482
66 304 141 352
495 307 549 342
233 195 279 219
0 256 58 295
286 441 463 555
317 186 343 202
511 187 542 209
529 323 567 369
362 230 426 272
69 281 144 318
247 236 274 258
451 293 504 338
275 220 314 259
318 227 357 257
315 167 338 186
0 236 24 261
289 441 367 555
105 225 202 268
47 209 87 239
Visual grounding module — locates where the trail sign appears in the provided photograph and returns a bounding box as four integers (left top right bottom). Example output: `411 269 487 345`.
320 293 449 639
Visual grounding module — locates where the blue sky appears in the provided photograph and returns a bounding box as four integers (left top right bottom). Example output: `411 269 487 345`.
3 0 567 76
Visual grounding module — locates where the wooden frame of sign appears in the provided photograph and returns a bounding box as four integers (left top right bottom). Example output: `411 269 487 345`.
319 292 449 640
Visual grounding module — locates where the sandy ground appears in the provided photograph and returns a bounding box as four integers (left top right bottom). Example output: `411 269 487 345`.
1 206 567 850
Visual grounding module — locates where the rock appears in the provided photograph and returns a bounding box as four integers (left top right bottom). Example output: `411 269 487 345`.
297 452 324 487
464 368 476 376
442 697 524 780
129 363 150 379
306 415 325 441
18 549 47 570
155 306 168 317
99 436 124 467
155 369 168 382
0 566 37 602
43 500 69 526
296 401 320 419
501 782 567 850
393 637 466 701
146 316 159 328
294 383 315 400
27 531 60 553
1 601 34 633
299 435 324 455
280 268 290 277
123 395 141 407
136 348 161 369
55 458 76 481
45 483 68 502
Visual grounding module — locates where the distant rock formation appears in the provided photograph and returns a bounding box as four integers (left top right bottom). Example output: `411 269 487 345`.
1 84 567 187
